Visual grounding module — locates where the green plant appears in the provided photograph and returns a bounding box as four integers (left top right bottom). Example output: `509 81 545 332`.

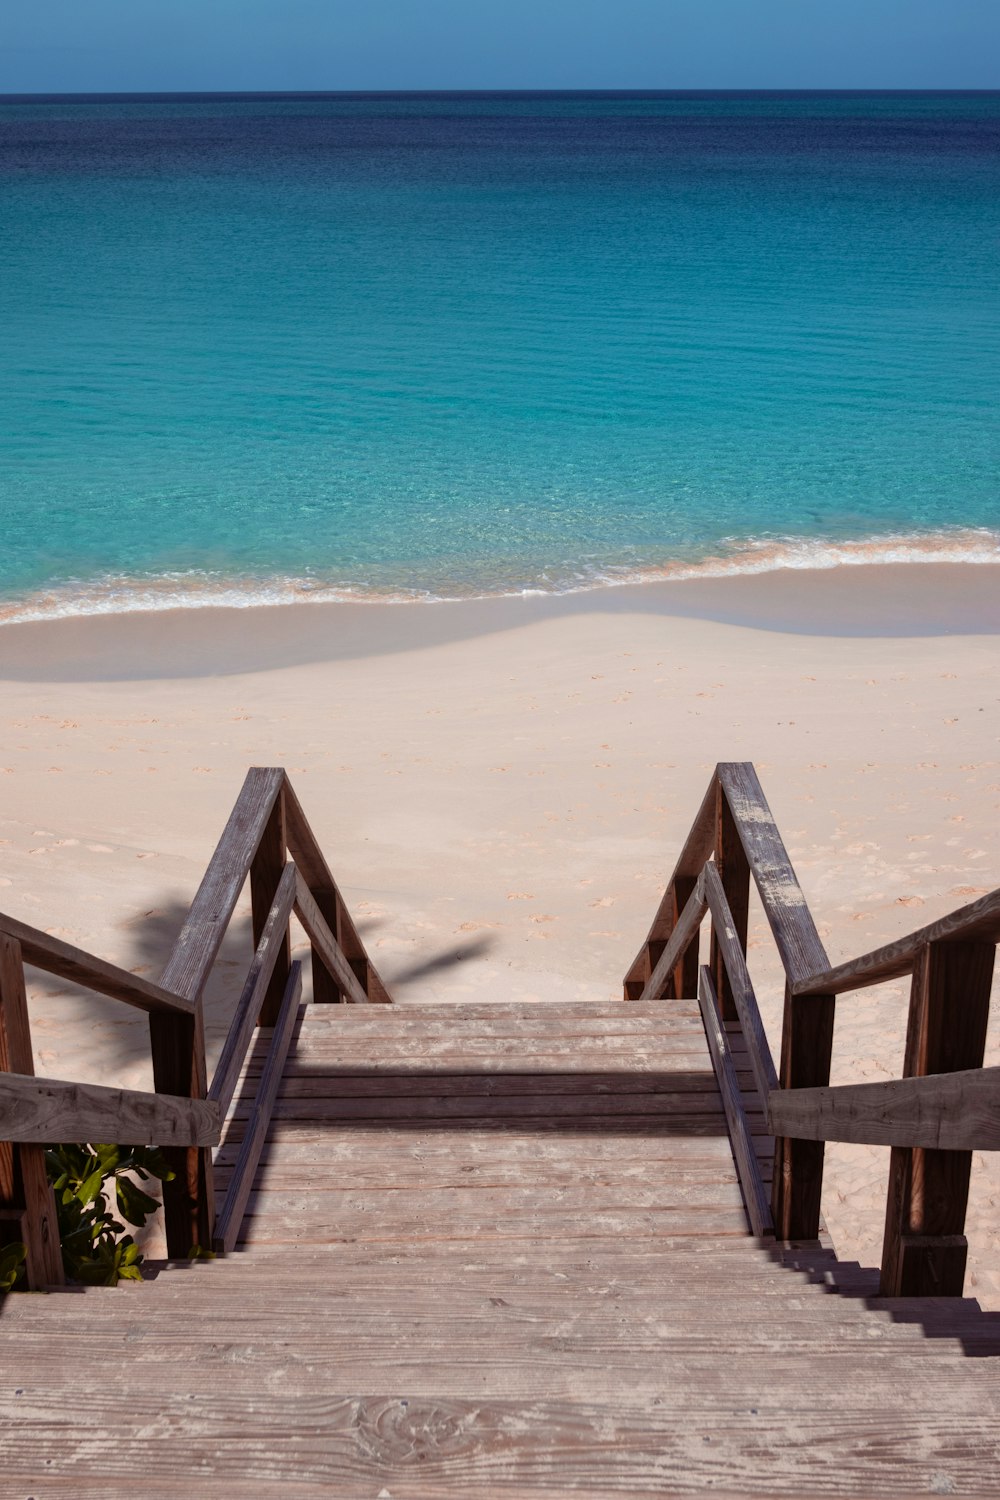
0 1242 26 1293
44 1142 175 1286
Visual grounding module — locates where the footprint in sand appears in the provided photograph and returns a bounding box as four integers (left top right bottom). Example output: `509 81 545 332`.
507 892 535 901
589 897 615 908
87 844 114 854
530 914 555 924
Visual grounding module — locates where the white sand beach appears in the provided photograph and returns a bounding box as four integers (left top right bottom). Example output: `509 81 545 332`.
1 562 998 1296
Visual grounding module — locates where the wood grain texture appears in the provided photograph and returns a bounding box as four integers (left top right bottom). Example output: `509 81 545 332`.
208 862 297 1114
770 984 835 1243
249 787 292 1027
158 766 284 1005
702 861 778 1103
710 781 750 1023
716 762 829 989
767 1064 1000 1151
795 885 1000 997
293 874 370 1006
149 1007 214 1257
623 770 717 999
0 1072 221 1147
282 773 392 1004
0 909 193 1016
697 967 773 1238
670 875 701 999
636 872 708 1003
0 934 64 1288
214 962 302 1253
880 939 995 1298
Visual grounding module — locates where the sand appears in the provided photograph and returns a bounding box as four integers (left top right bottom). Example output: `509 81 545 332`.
1 562 998 1296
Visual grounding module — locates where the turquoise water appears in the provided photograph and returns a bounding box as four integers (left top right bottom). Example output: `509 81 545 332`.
1 91 999 618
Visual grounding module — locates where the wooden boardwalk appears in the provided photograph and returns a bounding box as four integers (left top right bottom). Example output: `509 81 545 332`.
3 997 1000 1497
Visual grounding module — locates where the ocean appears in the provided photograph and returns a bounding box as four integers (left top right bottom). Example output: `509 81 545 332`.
1 90 998 621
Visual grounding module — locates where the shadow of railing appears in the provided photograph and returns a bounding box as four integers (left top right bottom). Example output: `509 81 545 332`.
767 1240 1000 1359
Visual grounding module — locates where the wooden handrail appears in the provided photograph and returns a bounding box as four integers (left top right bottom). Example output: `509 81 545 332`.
292 873 370 1007
698 967 773 1238
213 962 303 1254
627 761 1000 1295
635 870 707 1003
208 861 298 1115
767 1064 1000 1152
624 772 717 1001
0 913 194 1017
792 886 1000 997
0 1073 221 1147
159 766 285 1007
282 773 391 1004
701 861 778 1104
1 765 391 1282
715 763 829 991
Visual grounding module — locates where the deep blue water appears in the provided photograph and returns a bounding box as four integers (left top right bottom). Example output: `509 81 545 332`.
1 91 999 618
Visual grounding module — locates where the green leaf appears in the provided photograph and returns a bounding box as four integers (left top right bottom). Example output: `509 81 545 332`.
116 1177 161 1228
76 1168 107 1207
0 1242 27 1293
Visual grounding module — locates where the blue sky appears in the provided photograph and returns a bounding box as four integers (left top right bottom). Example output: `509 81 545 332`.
2 0 998 94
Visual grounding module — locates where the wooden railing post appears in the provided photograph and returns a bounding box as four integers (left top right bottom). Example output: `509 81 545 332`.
250 785 292 1026
669 877 700 999
282 774 391 1004
0 934 64 1288
623 772 718 1002
771 985 836 1241
879 938 995 1296
149 1006 214 1257
710 779 750 1023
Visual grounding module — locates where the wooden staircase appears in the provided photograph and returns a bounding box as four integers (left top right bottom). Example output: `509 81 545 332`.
4 997 1000 1496
2 766 999 1495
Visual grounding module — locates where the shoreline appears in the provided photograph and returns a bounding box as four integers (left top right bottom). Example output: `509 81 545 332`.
2 561 1000 681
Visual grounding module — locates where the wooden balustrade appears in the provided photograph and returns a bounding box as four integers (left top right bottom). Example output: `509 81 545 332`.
626 762 1000 1294
0 767 391 1284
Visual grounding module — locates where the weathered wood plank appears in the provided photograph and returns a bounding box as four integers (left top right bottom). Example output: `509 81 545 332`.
770 983 835 1242
6 1387 1000 1500
716 762 829 989
767 1062 1000 1151
149 1006 214 1257
710 781 750 1023
670 875 701 999
158 765 284 1005
282 774 391 1004
702 861 779 1104
238 1205 752 1244
0 910 193 1016
293 874 370 1007
623 771 717 999
214 962 302 1254
880 939 995 1298
269 1069 732 1098
153 768 284 1256
208 862 297 1115
697 967 773 1238
636 872 708 1004
249 783 292 1027
235 1092 735 1123
0 934 64 1288
794 885 1000 997
0 1072 221 1147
